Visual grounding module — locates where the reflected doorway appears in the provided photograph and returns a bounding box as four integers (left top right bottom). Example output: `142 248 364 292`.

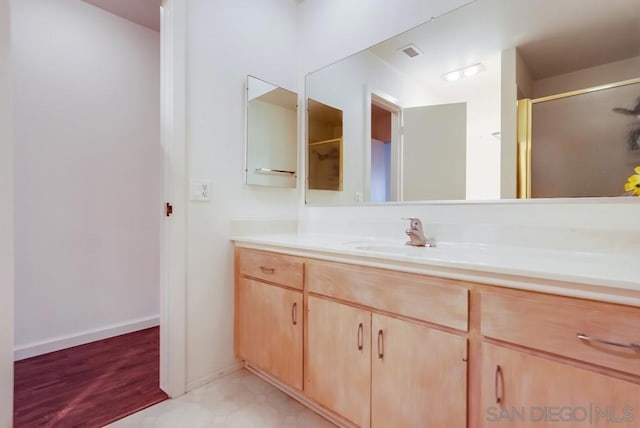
369 94 401 202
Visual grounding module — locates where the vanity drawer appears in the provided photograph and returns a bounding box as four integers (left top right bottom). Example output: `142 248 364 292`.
306 260 468 331
481 292 640 376
237 249 304 290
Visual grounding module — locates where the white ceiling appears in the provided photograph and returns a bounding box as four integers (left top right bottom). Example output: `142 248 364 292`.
81 0 161 32
369 0 640 88
255 89 298 111
78 0 639 80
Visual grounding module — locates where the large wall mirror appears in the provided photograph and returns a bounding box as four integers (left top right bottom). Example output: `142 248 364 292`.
246 75 298 188
305 0 640 205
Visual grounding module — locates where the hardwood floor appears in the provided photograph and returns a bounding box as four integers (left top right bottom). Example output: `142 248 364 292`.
14 326 168 428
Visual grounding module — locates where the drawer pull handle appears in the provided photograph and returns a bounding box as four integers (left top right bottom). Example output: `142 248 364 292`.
259 266 275 274
576 333 640 351
495 365 503 405
357 323 363 351
377 329 384 359
291 302 297 326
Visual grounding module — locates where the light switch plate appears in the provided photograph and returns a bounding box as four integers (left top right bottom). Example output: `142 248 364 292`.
190 179 211 201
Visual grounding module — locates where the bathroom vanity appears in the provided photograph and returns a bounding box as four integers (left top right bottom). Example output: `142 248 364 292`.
233 236 640 428
232 0 640 425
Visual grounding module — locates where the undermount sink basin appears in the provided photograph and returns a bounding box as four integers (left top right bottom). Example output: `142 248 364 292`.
353 243 435 256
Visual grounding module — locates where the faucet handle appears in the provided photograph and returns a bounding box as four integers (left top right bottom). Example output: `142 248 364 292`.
402 217 422 229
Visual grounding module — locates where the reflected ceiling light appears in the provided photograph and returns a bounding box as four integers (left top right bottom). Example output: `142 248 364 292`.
444 71 462 81
464 64 481 76
442 63 484 82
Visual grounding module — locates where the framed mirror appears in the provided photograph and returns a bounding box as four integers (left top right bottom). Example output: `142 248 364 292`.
305 0 640 205
245 75 298 188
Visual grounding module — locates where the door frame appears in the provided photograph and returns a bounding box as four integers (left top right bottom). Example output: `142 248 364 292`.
160 0 187 398
364 89 403 202
1 0 15 424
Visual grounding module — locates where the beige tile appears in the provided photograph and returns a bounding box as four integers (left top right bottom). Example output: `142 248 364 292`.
108 369 336 428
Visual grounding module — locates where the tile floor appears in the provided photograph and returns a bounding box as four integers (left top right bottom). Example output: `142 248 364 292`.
108 369 336 428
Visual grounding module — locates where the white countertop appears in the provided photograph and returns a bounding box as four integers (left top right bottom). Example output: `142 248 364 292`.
232 233 640 307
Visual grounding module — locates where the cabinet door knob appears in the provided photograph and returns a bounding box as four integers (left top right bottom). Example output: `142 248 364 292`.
291 302 297 325
357 323 363 351
576 332 640 351
495 365 503 405
377 329 384 359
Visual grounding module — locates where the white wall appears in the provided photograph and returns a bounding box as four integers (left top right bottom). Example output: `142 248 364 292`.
500 47 518 198
12 0 161 357
296 0 475 75
533 55 640 98
302 200 640 252
431 52 502 200
516 49 534 99
185 0 299 388
0 0 14 423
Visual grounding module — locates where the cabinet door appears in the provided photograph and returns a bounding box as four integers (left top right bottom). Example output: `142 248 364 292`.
236 278 303 389
306 296 371 427
481 343 640 427
371 314 467 428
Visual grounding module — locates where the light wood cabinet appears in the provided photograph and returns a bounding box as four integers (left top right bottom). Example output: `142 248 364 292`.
234 247 640 428
477 290 640 427
306 296 371 427
235 248 304 390
371 313 467 428
236 278 303 389
480 342 639 427
238 248 304 289
306 259 468 331
481 291 640 376
306 295 467 428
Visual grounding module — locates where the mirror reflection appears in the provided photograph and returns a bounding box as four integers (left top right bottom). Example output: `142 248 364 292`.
245 75 297 188
305 0 640 205
522 80 640 198
307 99 343 191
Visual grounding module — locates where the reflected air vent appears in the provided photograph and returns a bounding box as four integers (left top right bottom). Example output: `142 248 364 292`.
399 44 422 58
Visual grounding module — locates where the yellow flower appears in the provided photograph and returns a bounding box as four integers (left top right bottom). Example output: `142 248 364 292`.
625 166 640 196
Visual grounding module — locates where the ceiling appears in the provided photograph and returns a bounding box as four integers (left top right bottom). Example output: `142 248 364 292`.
308 99 342 126
255 89 298 111
81 0 161 32
369 0 640 88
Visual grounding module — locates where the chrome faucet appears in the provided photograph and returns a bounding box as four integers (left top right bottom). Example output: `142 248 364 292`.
404 217 435 247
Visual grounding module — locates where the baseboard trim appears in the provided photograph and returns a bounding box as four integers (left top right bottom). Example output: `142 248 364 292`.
186 361 244 392
245 364 356 428
14 315 160 361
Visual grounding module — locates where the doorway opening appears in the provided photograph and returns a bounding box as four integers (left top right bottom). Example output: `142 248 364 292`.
11 0 169 425
369 94 402 202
